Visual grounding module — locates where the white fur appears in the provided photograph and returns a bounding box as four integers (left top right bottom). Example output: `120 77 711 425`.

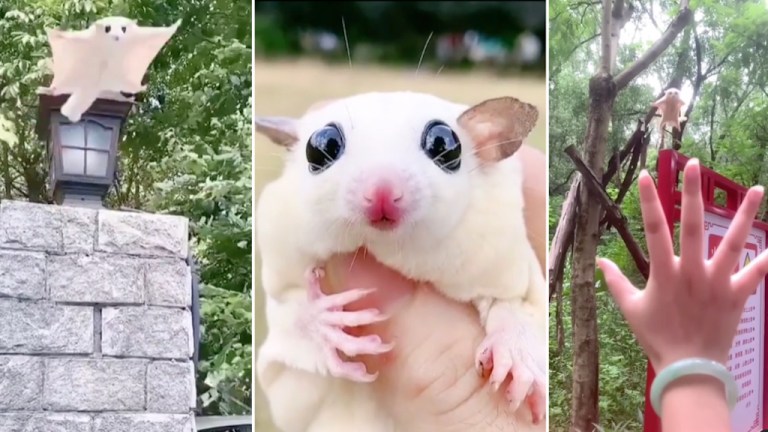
256 92 547 432
47 16 180 122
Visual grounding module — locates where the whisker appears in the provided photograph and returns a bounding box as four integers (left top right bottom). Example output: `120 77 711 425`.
342 17 351 69
436 65 445 76
344 102 354 129
467 138 522 157
416 31 434 76
349 245 360 272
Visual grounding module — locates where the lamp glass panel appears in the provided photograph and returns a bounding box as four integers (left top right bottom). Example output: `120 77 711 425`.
85 122 111 150
85 150 109 177
61 148 86 175
60 123 86 148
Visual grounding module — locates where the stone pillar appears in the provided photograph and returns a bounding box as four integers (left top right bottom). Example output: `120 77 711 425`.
0 200 197 432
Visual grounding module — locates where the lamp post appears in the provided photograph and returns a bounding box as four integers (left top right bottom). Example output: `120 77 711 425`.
37 92 133 208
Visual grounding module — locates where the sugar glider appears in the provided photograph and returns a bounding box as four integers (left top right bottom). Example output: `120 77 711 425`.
46 16 180 122
255 91 547 432
652 87 687 150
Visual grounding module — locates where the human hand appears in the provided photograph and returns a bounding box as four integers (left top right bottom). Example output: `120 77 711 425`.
597 158 768 372
317 144 547 431
323 254 521 432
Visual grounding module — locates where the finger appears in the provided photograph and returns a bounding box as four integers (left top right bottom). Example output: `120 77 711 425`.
679 159 705 274
597 258 639 315
323 249 415 314
713 186 765 274
637 170 675 273
519 145 547 274
733 247 768 300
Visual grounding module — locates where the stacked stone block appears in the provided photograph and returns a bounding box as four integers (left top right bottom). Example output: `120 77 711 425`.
0 200 196 431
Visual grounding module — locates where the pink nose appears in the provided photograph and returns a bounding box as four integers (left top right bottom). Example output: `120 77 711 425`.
363 185 403 228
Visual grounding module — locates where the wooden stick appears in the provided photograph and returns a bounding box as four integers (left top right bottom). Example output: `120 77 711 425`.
565 145 650 279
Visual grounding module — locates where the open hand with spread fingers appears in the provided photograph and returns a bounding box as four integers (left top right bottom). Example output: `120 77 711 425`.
598 158 768 372
597 158 768 431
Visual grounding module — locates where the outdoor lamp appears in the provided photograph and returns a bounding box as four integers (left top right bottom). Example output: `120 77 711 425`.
37 93 133 208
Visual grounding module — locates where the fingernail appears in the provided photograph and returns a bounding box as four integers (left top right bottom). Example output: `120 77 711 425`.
755 185 765 195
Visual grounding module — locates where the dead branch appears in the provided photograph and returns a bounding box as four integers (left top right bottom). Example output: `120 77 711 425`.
549 180 579 300
565 145 650 279
603 119 645 183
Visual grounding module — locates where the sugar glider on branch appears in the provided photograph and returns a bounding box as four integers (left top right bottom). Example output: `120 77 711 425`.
255 92 547 432
45 16 181 122
652 87 687 150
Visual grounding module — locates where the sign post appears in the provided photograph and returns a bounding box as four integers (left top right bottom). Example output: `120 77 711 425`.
643 149 768 432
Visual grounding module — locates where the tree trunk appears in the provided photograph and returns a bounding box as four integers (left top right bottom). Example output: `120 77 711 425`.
570 73 617 432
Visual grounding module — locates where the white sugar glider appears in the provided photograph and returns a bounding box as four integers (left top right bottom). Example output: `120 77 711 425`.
652 87 687 150
46 16 181 122
255 91 547 432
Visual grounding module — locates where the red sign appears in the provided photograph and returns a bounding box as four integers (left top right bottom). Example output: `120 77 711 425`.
644 150 768 432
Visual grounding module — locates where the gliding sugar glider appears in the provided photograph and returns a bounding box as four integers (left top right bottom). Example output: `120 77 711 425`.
255 91 547 432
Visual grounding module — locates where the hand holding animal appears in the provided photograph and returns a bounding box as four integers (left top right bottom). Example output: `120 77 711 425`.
255 91 547 432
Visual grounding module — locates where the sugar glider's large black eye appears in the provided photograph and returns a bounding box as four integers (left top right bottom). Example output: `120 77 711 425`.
421 120 461 173
306 123 345 174
121 26 127 33
104 25 111 33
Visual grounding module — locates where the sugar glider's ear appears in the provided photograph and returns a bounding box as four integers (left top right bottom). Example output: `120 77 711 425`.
457 96 538 163
254 116 299 147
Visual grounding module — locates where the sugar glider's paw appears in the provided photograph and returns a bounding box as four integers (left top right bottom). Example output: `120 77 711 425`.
475 328 546 425
302 266 393 383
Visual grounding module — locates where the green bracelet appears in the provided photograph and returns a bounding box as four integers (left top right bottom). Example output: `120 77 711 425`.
650 358 738 416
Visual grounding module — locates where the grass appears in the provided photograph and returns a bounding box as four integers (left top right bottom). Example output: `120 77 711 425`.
253 58 546 431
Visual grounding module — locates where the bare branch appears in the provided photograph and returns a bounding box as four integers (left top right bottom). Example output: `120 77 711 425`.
614 7 693 90
565 145 650 279
549 181 579 301
704 52 732 79
551 33 602 78
642 0 661 31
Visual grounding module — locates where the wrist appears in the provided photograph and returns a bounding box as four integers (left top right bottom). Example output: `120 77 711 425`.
660 374 732 431
662 373 726 403
651 357 737 416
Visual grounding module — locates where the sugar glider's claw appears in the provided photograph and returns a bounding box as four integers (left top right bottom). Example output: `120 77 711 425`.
526 382 546 425
475 343 493 379
474 328 545 423
326 354 378 382
302 265 392 383
305 266 326 301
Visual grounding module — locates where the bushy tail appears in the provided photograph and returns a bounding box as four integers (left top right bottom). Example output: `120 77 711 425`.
60 89 98 123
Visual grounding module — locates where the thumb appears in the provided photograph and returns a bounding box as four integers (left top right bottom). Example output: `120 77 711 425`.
597 257 639 315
